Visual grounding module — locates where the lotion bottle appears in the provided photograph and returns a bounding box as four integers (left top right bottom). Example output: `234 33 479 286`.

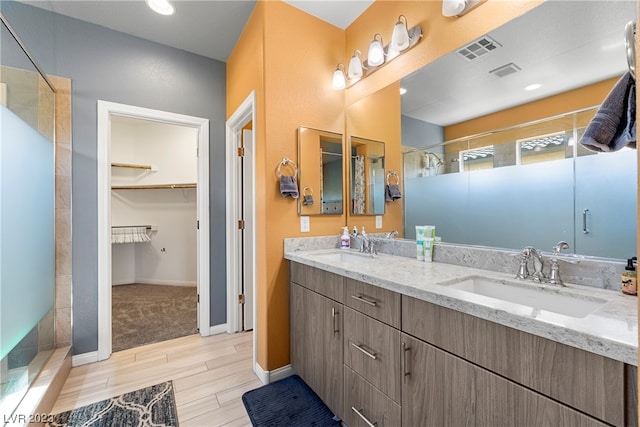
340 227 351 249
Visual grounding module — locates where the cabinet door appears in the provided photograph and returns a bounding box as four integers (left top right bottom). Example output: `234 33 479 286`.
401 334 607 427
290 282 343 419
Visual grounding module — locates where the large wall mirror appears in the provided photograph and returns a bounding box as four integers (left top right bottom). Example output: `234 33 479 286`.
350 136 385 215
298 127 344 215
352 1 637 260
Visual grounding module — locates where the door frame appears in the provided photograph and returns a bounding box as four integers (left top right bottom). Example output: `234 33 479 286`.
225 92 257 374
97 100 210 361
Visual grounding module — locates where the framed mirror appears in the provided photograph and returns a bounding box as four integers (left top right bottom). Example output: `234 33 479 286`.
297 127 344 215
350 136 385 215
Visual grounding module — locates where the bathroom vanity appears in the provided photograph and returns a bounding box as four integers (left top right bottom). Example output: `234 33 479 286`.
285 241 638 427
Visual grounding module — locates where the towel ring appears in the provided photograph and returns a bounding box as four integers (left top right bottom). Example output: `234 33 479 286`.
386 170 400 186
277 158 297 178
302 186 313 196
625 20 636 80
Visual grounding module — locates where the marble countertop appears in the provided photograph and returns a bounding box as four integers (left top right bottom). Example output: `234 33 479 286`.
285 248 639 366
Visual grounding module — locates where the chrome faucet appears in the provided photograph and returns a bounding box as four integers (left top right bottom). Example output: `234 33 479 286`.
516 241 571 286
355 229 377 255
385 230 399 239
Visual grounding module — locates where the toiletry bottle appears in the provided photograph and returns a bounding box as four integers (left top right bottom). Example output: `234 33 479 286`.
621 257 637 295
340 227 351 249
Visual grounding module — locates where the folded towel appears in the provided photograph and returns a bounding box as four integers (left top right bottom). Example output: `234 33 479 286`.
302 194 314 206
280 175 299 199
385 184 402 202
579 72 637 152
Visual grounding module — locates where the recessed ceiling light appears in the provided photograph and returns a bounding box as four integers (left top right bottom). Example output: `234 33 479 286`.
400 87 407 95
146 0 175 15
525 83 542 91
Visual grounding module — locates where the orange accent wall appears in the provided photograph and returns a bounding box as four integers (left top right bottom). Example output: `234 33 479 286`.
227 0 546 371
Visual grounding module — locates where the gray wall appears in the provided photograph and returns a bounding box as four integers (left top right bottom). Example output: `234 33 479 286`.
2 2 228 354
401 115 444 149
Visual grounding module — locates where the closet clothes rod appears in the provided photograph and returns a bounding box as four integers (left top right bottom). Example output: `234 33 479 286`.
111 162 153 170
112 225 154 230
111 183 196 190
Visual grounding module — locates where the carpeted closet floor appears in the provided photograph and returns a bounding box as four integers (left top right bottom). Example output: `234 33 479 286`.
112 284 198 352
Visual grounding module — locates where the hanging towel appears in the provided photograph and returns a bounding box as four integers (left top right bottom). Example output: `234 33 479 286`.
302 195 314 206
385 184 402 202
280 175 299 199
579 72 637 152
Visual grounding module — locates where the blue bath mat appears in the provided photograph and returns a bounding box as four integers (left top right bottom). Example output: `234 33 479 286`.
241 374 340 426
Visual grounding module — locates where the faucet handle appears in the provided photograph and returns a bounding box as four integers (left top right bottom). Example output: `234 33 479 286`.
552 241 569 254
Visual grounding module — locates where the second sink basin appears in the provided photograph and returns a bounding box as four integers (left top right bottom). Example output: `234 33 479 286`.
443 276 607 318
313 250 377 263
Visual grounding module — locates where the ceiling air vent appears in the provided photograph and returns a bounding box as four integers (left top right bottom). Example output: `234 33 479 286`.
489 63 521 78
457 36 501 61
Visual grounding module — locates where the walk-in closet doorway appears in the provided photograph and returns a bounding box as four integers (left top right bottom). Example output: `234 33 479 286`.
97 101 210 361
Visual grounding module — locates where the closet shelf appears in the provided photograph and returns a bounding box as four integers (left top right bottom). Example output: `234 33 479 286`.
111 183 196 190
111 162 153 170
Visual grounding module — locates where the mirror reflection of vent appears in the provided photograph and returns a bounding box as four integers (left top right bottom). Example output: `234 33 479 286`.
457 36 501 61
489 63 521 78
462 146 494 161
520 133 566 151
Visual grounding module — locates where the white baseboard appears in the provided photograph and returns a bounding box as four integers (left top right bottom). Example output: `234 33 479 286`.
255 362 294 385
72 351 98 367
208 324 227 336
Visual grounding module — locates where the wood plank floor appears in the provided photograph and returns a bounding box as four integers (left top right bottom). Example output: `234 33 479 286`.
51 332 259 426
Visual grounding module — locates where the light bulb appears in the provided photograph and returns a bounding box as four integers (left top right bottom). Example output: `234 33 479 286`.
390 16 410 52
368 34 385 67
146 0 175 15
442 0 466 17
332 65 346 90
347 50 363 80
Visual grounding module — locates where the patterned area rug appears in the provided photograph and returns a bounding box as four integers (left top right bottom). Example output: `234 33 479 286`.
112 284 198 352
47 381 178 427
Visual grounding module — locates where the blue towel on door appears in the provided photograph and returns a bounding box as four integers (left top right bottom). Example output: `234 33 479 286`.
579 72 636 152
280 175 299 199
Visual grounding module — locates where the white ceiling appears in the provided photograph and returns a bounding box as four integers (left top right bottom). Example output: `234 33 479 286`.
401 0 637 126
17 0 373 61
14 1 637 127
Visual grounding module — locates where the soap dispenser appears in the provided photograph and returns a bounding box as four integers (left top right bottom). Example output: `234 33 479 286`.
340 227 351 249
621 257 637 295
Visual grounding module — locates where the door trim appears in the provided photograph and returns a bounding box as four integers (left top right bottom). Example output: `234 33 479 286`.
225 91 258 378
97 100 210 361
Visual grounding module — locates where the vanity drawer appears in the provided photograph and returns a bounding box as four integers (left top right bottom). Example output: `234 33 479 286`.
344 307 401 403
402 295 625 426
344 278 401 328
289 261 344 303
344 366 401 427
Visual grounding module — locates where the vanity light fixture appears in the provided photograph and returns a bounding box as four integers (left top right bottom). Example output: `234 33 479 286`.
400 87 407 95
332 15 422 90
332 64 347 90
146 0 175 15
348 50 364 80
390 15 410 52
367 34 386 67
442 0 486 17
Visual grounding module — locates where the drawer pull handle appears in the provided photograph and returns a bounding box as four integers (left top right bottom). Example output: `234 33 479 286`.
351 407 377 427
351 294 377 307
351 342 377 360
402 342 410 383
332 307 339 333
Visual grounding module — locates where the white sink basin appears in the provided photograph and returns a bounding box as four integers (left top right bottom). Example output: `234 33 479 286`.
313 250 377 263
443 276 607 318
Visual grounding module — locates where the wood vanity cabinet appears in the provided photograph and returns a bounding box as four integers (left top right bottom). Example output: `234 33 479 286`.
289 262 344 420
289 263 637 427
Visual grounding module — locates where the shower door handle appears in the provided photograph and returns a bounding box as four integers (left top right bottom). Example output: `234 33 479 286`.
582 209 590 234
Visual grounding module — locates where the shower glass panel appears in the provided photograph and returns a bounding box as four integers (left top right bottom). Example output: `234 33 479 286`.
0 14 56 419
